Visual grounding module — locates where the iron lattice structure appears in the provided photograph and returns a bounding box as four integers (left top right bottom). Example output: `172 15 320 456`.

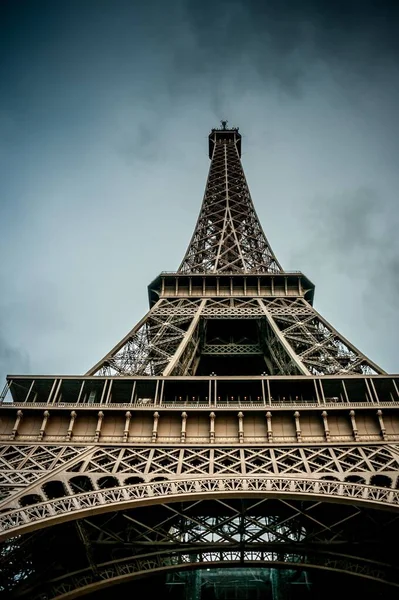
179 125 281 274
0 123 398 600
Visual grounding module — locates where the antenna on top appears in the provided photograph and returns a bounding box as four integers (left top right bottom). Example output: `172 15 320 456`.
221 120 228 130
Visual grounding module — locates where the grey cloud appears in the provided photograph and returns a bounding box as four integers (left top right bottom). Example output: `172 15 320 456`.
292 186 399 372
0 0 398 380
0 333 30 383
180 0 399 96
303 187 399 283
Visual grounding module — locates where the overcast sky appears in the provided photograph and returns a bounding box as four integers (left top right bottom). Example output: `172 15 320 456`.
1 0 399 383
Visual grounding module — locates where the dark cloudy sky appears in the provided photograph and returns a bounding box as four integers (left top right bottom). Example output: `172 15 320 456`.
1 0 399 383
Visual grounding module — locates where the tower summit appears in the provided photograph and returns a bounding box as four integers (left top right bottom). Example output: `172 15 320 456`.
180 121 281 273
1 126 399 600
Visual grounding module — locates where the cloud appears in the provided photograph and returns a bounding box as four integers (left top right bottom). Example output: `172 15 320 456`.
0 0 398 379
292 186 399 372
181 0 399 95
304 187 399 290
0 332 30 383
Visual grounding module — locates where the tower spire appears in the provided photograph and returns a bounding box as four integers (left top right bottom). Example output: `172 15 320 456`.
179 123 282 274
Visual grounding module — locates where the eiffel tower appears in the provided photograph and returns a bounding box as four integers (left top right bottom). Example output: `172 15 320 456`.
1 123 399 600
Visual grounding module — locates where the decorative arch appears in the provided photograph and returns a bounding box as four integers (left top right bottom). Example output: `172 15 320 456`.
45 551 399 599
1 475 399 542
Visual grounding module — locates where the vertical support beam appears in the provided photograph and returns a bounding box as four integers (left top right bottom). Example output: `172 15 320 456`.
47 379 58 405
266 380 272 405
76 381 85 404
24 380 35 403
123 411 131 442
209 412 215 443
243 277 247 296
130 381 137 404
11 410 23 440
99 380 107 405
257 277 261 296
377 410 387 440
105 380 113 404
318 379 326 404
181 412 187 443
51 379 62 404
158 380 164 406
94 411 104 442
154 380 160 406
66 411 77 441
342 381 350 403
238 412 244 443
261 379 266 405
321 411 330 442
266 411 273 442
313 379 321 405
38 410 50 441
349 410 358 441
152 412 160 442
365 378 375 403
294 411 301 442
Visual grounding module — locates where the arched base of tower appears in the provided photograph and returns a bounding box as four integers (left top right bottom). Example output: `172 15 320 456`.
3 493 399 599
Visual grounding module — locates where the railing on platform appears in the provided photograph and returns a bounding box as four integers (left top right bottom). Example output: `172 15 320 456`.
2 375 399 407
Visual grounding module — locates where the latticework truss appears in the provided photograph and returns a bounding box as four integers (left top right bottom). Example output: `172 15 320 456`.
179 128 281 274
2 443 399 507
2 441 399 597
261 298 383 376
89 299 204 376
86 126 383 378
88 297 383 377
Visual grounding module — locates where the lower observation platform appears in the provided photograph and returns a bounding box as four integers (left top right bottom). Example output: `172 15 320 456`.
1 374 398 445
